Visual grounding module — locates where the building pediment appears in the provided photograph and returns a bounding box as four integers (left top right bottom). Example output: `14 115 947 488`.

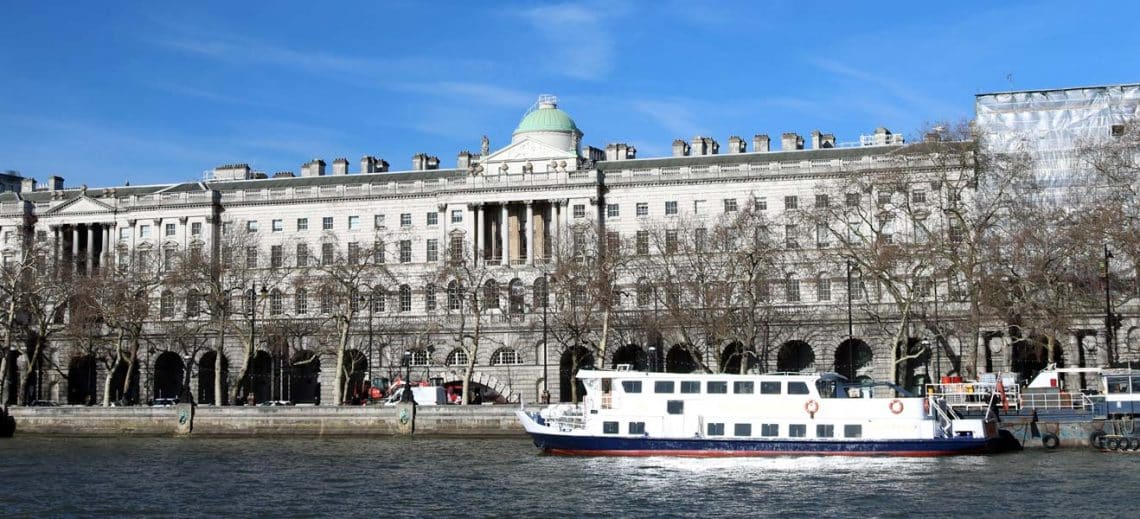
43 196 114 215
482 137 578 165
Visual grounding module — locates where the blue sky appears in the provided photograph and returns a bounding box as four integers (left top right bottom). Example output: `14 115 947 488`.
2 0 1137 188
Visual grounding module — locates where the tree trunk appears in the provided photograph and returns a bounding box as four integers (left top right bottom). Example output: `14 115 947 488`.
333 317 350 405
215 334 225 406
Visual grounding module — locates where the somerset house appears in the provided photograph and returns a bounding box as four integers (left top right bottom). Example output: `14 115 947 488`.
0 88 1135 408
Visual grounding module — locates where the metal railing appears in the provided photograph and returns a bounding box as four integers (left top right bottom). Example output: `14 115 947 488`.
927 382 1097 412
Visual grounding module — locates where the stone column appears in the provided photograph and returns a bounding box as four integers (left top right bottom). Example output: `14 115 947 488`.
102 224 111 268
52 226 60 266
438 203 448 264
86 224 95 270
526 201 535 266
471 204 481 264
500 203 509 266
70 225 79 272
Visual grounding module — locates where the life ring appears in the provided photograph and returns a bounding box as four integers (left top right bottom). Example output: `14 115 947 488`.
889 399 904 415
1041 433 1060 449
804 399 820 415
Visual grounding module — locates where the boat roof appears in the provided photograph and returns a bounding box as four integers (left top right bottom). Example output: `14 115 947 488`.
574 369 845 382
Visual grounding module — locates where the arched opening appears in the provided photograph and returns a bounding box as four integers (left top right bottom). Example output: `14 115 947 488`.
834 339 873 381
152 352 185 401
896 338 932 394
1012 337 1063 383
197 351 229 406
720 341 758 374
483 279 500 310
290 350 320 404
440 378 507 405
777 340 815 373
611 343 645 370
238 351 273 405
559 346 594 403
67 354 98 405
339 349 368 405
666 344 698 373
508 278 525 315
109 358 140 405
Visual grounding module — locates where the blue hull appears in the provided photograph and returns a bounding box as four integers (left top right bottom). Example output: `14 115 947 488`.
528 432 1012 457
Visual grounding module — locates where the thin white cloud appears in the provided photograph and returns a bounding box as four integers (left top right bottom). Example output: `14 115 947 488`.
630 99 707 137
809 58 957 117
515 3 617 81
390 81 534 109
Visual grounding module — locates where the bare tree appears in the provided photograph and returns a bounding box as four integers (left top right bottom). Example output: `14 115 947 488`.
438 241 502 405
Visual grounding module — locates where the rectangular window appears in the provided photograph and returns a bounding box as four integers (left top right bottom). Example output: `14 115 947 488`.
374 214 385 229
245 246 258 268
760 381 781 394
603 422 619 434
120 227 130 240
272 219 284 232
296 243 309 267
628 422 646 435
654 381 675 394
817 277 831 301
427 212 438 226
348 215 360 230
605 231 620 256
426 239 439 262
665 230 678 254
400 213 412 227
817 424 835 438
789 424 807 438
636 231 649 255
846 192 860 207
636 202 648 217
706 381 728 394
680 381 700 394
877 191 891 205
425 284 437 311
723 198 738 213
270 245 283 268
785 224 798 249
784 196 798 210
694 228 706 251
666 400 684 415
815 194 829 208
399 240 412 263
911 190 926 204
733 381 754 394
246 221 257 233
347 242 361 264
621 381 642 393
297 218 308 231
816 224 830 248
761 423 779 437
665 201 678 215
322 217 334 230
693 199 706 214
606 203 619 219
165 223 176 237
449 236 463 262
734 423 752 436
321 243 334 265
450 210 462 223
221 222 232 235
844 424 863 438
785 278 801 302
787 382 810 395
754 197 767 211
573 204 586 218
707 423 725 436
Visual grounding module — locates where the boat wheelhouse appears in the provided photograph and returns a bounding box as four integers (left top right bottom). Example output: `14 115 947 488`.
517 367 1019 457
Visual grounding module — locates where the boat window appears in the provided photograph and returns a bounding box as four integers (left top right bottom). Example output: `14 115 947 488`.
789 424 807 438
816 424 834 438
1133 377 1140 392
787 382 810 395
655 381 676 393
816 380 838 398
707 381 728 394
621 381 642 393
733 381 754 394
629 422 646 434
734 423 752 436
760 424 779 436
760 381 781 395
844 424 862 438
603 421 619 434
1107 377 1130 394
680 381 701 394
707 423 725 436
667 400 684 415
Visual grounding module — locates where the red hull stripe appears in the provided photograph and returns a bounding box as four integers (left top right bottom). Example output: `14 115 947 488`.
546 449 964 458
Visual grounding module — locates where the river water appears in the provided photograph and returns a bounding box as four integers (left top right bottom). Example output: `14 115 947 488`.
0 436 1136 518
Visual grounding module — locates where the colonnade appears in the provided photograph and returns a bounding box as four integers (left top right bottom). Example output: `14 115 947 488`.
467 200 565 266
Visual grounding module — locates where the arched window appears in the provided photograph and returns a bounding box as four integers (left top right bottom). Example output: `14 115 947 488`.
509 278 524 315
160 290 174 318
447 280 462 310
636 278 651 307
294 288 308 315
269 289 283 316
533 276 549 308
371 287 385 313
484 279 499 310
399 285 412 312
409 349 430 366
349 289 360 312
491 348 522 366
319 289 333 314
446 348 469 367
186 289 201 317
244 289 256 315
572 284 587 307
424 283 437 311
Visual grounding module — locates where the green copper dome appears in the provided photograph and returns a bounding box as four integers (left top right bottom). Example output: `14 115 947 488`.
513 99 579 135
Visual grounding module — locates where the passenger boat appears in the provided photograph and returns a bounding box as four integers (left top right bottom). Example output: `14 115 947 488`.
517 366 1020 457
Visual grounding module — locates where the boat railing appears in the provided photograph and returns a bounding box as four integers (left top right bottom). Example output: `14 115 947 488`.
542 404 586 431
927 382 1096 412
927 396 957 436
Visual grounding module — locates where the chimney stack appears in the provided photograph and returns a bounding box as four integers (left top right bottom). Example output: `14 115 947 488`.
811 130 836 149
752 134 770 153
457 150 475 169
301 159 326 177
604 143 637 161
332 158 349 176
361 155 389 173
672 139 690 157
412 153 440 171
781 132 804 151
20 178 35 192
690 136 719 156
727 136 746 154
47 175 64 191
212 164 252 181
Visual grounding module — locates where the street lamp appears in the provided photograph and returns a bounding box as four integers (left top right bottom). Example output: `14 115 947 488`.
541 271 549 403
1104 244 1117 366
648 346 656 373
182 353 193 404
247 283 269 405
401 349 414 403
846 259 855 379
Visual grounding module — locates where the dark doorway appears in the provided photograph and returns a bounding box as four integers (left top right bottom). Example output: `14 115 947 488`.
665 345 698 373
897 338 932 394
290 350 320 404
110 358 140 405
559 346 594 403
152 352 185 401
1012 337 1063 383
777 341 815 373
611 344 645 370
834 339 873 381
67 355 98 405
198 351 229 406
720 342 757 374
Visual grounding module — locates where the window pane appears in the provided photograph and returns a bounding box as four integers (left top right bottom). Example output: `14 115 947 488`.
654 381 675 394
